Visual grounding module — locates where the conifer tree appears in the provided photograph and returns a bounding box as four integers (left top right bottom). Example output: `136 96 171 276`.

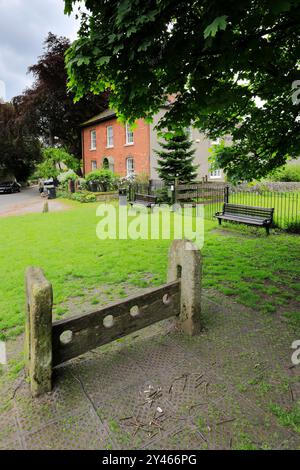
155 130 198 185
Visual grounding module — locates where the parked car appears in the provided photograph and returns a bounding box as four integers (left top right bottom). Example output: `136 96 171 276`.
0 181 21 194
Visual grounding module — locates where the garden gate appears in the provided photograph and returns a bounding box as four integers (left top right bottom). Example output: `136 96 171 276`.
25 240 202 397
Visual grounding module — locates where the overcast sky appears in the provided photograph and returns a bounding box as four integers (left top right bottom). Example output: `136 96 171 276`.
0 0 81 101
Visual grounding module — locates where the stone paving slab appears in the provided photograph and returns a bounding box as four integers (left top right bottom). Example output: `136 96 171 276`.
23 409 111 450
1 293 300 450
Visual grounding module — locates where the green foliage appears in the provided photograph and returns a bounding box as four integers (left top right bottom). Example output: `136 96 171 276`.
269 402 300 433
155 130 198 184
233 432 258 450
283 311 300 331
85 169 118 191
35 159 59 179
154 187 172 204
57 170 78 185
285 220 300 233
268 163 300 182
64 0 300 179
204 15 228 38
35 147 79 179
57 190 97 203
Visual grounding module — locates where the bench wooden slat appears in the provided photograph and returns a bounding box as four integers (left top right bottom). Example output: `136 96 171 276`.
218 215 266 226
215 203 274 234
218 214 269 221
131 193 157 208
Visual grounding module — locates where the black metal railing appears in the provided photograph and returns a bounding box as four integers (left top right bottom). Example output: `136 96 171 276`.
129 179 165 201
128 179 300 231
228 189 300 230
175 182 227 220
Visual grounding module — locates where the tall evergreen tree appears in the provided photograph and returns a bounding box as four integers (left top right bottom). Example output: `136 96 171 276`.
155 130 198 185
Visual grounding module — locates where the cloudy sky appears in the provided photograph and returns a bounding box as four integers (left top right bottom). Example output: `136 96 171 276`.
0 0 81 101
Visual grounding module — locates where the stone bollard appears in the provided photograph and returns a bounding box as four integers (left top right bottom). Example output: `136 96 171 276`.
42 201 49 213
168 239 202 335
24 267 53 397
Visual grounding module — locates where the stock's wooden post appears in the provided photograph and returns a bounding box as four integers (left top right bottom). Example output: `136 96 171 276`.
25 267 53 397
167 239 202 335
24 240 202 396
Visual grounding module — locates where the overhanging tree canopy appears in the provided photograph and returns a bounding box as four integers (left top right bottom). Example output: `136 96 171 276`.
64 0 300 180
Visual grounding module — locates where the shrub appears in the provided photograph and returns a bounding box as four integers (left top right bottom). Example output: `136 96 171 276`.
77 178 87 190
34 147 80 179
269 164 300 182
154 187 172 203
85 169 117 192
57 190 97 203
285 220 300 234
119 173 136 189
57 170 77 185
72 192 97 203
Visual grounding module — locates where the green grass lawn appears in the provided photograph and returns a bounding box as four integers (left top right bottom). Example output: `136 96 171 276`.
0 201 299 339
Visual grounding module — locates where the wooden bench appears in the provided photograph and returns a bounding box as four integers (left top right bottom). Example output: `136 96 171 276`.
131 193 157 209
215 203 274 234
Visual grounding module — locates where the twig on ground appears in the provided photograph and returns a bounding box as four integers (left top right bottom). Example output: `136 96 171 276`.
289 384 294 402
189 402 209 413
197 430 208 443
216 418 236 426
183 374 188 391
195 380 205 389
169 374 189 394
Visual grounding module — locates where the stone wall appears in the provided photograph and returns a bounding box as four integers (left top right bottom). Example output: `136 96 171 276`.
231 182 300 192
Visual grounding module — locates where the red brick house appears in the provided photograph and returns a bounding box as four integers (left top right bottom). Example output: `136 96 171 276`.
81 107 226 181
81 109 150 177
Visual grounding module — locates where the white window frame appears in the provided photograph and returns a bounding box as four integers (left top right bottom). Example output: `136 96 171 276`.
106 126 114 148
125 123 134 145
126 157 134 176
210 169 222 179
90 130 97 150
91 160 97 171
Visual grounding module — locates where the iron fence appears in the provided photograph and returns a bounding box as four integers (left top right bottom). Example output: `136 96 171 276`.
175 182 227 219
129 179 165 201
174 182 300 229
128 179 300 231
228 189 300 230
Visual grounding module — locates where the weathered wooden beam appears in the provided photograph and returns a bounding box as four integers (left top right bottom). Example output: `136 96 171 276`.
52 280 180 367
25 267 53 397
168 239 202 335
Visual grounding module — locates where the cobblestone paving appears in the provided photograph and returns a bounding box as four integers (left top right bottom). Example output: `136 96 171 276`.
1 293 300 450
